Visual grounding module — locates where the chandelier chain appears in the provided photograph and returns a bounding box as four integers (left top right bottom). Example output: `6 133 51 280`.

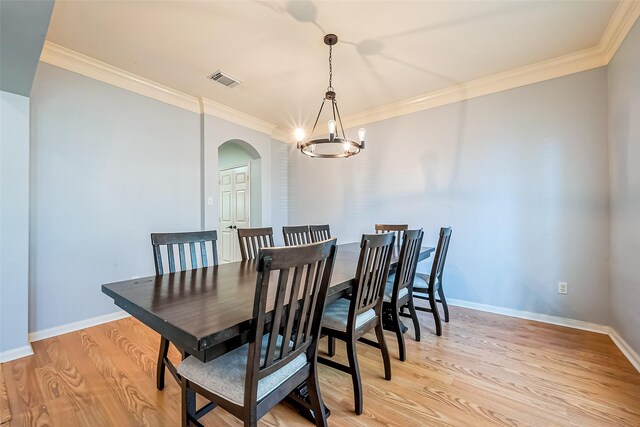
328 44 333 91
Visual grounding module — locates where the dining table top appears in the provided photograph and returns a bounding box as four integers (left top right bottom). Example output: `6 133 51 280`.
102 242 435 362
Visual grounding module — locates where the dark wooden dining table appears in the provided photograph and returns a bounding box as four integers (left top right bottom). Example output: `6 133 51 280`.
101 241 434 421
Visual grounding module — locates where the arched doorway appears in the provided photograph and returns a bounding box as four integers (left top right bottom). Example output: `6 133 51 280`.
218 139 262 262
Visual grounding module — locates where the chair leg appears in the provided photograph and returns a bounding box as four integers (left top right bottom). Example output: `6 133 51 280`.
391 308 406 361
374 324 392 381
437 285 450 323
407 299 421 342
429 292 442 336
345 337 363 415
157 337 169 390
306 365 328 427
181 380 198 427
327 336 336 357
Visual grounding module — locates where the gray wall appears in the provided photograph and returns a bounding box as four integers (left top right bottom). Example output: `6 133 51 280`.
608 19 640 354
27 63 290 335
289 68 611 325
270 139 289 243
0 0 54 96
0 90 30 353
218 141 254 169
202 115 288 244
29 63 202 332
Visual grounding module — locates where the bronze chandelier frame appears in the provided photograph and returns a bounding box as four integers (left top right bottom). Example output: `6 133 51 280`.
299 34 365 159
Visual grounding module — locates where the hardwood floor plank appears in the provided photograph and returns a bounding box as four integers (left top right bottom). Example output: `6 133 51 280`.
0 364 11 424
2 306 639 426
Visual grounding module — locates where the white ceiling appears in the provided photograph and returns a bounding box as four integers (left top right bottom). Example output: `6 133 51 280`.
46 0 620 133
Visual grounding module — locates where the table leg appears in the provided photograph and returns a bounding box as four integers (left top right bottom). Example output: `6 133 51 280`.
382 305 408 333
284 382 331 423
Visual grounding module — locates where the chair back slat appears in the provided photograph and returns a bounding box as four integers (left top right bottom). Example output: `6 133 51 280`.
375 224 407 248
281 265 305 355
167 245 176 273
295 262 316 349
244 239 337 407
352 233 395 316
150 230 218 275
178 244 186 270
283 225 312 246
309 225 331 243
265 269 290 367
189 242 197 268
237 227 275 261
153 246 164 275
390 229 424 301
430 227 453 284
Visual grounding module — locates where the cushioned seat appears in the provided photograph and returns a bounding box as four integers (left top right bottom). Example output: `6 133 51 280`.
177 334 306 406
413 272 439 290
383 280 409 302
322 298 376 331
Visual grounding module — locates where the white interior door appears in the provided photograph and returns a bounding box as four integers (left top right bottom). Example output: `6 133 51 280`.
219 165 250 262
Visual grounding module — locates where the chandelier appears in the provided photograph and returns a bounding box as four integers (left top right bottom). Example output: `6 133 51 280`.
295 34 366 158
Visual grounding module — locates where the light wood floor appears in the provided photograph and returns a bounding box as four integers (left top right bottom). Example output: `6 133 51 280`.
1 306 639 426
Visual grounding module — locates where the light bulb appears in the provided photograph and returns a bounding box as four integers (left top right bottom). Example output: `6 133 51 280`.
358 128 366 143
328 119 336 141
358 128 366 149
294 128 305 142
343 142 350 152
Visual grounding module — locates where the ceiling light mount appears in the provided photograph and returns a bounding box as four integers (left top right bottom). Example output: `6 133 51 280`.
324 33 338 46
295 34 366 159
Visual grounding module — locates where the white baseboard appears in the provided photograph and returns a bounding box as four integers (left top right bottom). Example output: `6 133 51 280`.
609 328 640 373
447 298 611 334
447 298 639 373
28 310 131 343
7 300 640 375
0 344 34 363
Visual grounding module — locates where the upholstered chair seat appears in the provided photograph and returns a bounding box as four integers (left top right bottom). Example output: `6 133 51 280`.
322 298 376 331
383 280 409 302
178 335 306 406
412 272 439 290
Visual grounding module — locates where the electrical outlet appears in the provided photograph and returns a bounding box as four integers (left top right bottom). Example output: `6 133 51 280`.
558 281 568 294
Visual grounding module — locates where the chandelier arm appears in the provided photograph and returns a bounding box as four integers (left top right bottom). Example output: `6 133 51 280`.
334 100 348 140
310 99 327 137
331 99 337 122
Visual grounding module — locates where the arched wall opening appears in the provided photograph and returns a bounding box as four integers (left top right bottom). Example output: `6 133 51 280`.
217 139 262 227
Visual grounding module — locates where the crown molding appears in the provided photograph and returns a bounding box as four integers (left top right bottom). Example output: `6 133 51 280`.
343 45 607 129
39 42 290 141
339 0 640 131
40 41 201 113
199 97 279 137
600 0 640 63
271 127 293 143
40 1 640 143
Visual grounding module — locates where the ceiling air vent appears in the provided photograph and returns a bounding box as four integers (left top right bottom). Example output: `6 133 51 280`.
207 70 241 88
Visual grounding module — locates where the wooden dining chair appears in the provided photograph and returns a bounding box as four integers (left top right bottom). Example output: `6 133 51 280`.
282 225 312 246
309 224 331 243
375 224 408 248
318 233 395 415
382 229 424 361
150 230 219 390
237 227 274 261
177 239 338 427
411 227 452 336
